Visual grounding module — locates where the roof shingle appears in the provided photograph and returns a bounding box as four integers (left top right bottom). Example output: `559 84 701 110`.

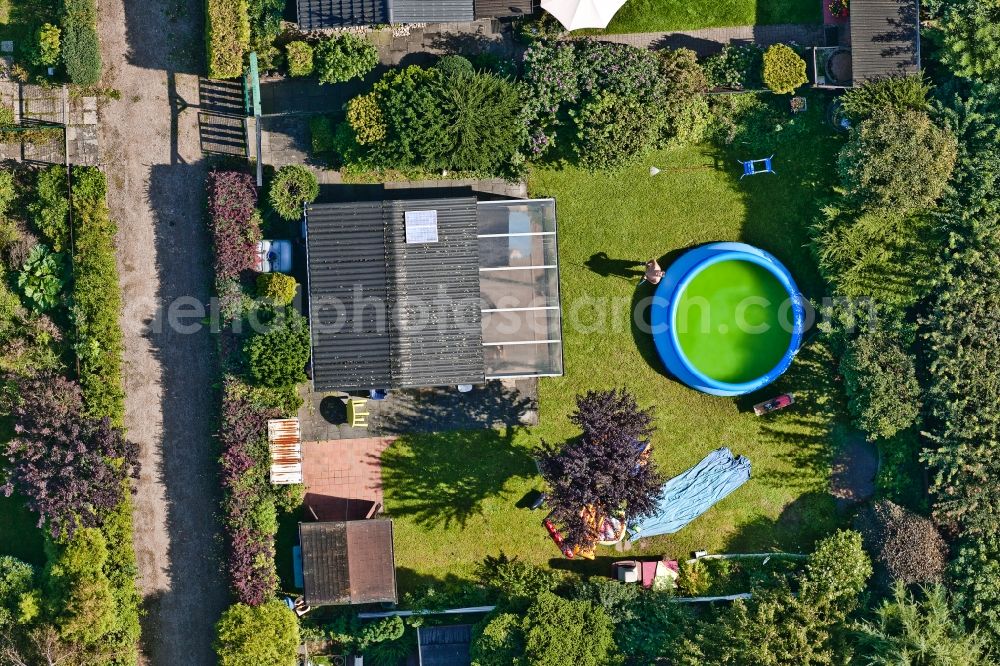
299 520 397 605
849 0 921 83
305 198 485 392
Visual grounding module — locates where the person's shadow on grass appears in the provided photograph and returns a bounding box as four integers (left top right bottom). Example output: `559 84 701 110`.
585 252 645 280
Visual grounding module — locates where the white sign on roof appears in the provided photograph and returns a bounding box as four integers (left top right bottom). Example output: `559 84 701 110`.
405 210 439 244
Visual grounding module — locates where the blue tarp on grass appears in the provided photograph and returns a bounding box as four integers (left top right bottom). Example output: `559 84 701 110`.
629 447 751 540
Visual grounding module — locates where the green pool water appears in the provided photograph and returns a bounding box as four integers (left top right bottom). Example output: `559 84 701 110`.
673 259 793 384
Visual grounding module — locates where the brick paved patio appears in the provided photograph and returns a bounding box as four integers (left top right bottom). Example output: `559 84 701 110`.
302 437 394 521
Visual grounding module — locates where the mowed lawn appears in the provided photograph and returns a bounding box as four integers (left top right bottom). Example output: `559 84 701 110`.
386 97 849 591
598 0 820 33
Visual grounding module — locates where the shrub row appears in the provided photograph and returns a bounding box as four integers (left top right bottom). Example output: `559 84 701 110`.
71 167 126 426
62 0 102 86
208 170 259 280
219 376 280 606
0 166 141 663
69 167 141 665
207 170 261 322
207 171 306 614
206 0 250 79
520 41 707 171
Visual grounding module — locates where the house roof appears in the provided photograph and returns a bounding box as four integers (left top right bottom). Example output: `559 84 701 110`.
297 0 472 28
389 0 474 23
296 0 388 29
849 0 920 83
299 520 397 605
473 0 535 18
418 624 473 666
305 198 485 392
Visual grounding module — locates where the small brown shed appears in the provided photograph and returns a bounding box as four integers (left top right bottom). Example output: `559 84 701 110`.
299 520 398 606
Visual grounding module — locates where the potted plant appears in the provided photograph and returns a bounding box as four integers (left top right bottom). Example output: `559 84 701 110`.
791 96 807 114
829 0 849 18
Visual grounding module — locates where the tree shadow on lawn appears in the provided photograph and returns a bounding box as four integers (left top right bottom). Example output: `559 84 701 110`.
627 246 706 381
380 428 537 530
377 380 537 435
723 490 844 555
709 90 844 300
736 338 848 491
393 567 494 605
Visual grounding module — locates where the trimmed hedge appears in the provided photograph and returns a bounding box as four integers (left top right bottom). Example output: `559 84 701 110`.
208 170 260 280
219 376 280 605
71 167 139 665
62 0 102 86
71 167 126 427
206 0 250 79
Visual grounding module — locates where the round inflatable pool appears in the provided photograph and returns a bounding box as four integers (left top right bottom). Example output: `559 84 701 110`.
650 242 805 396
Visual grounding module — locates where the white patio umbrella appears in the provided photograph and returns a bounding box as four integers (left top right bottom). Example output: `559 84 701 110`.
541 0 629 30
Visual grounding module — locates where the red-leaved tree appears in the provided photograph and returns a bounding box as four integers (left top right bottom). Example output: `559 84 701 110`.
2 374 139 538
537 388 663 549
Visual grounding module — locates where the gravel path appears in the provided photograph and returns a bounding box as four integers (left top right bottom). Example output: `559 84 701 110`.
98 0 228 664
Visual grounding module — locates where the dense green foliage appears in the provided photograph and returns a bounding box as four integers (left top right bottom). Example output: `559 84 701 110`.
840 74 932 122
521 41 707 170
28 166 70 252
214 600 299 666
951 535 1000 649
16 244 64 311
285 40 313 77
571 92 657 171
438 69 523 173
32 23 61 67
473 592 618 666
921 221 1000 534
346 93 386 146
71 167 126 426
812 205 939 310
247 0 283 57
357 64 522 175
680 531 871 664
45 528 116 646
61 0 101 85
206 0 250 79
338 64 523 174
704 44 763 89
314 34 377 84
854 583 991 665
841 328 921 440
0 556 37 629
476 553 558 603
0 164 138 665
268 165 318 221
762 43 806 94
838 109 957 214
939 0 1000 80
658 48 710 146
244 307 310 387
256 272 297 306
435 54 473 78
